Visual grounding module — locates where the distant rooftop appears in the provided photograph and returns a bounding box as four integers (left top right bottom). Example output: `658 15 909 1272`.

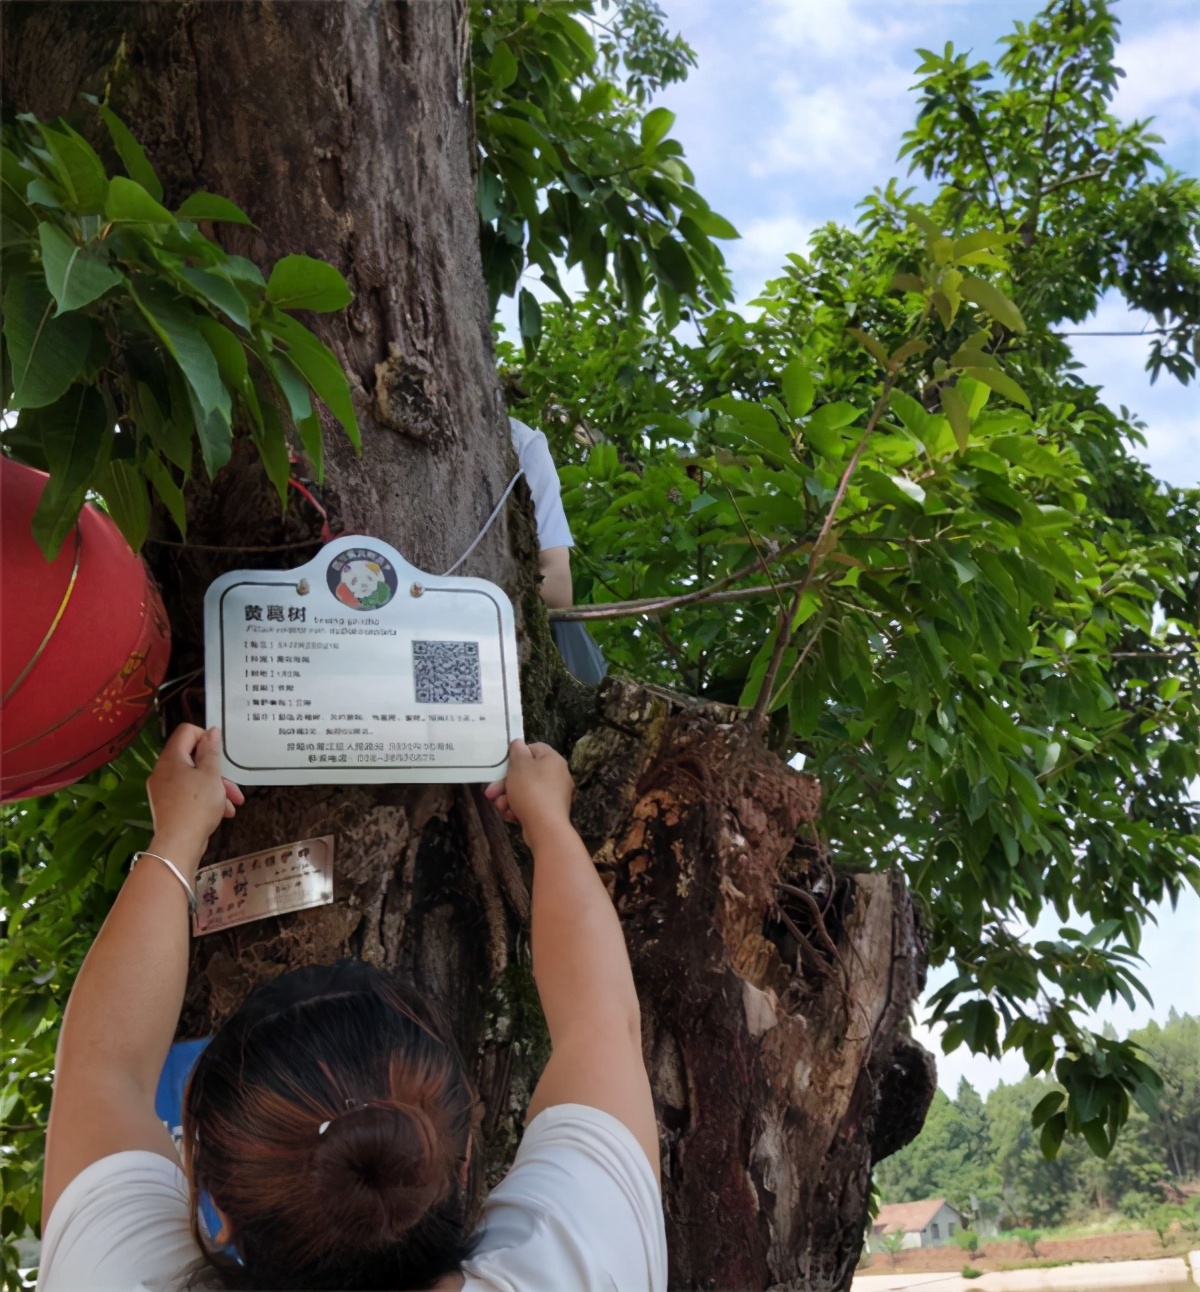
873 1198 957 1234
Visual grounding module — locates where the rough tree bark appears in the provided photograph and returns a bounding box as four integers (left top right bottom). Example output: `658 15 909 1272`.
2 4 936 1287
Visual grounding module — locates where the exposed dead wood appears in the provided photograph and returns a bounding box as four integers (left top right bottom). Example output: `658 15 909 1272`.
572 678 935 1290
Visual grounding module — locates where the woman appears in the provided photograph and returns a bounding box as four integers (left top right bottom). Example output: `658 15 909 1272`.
37 725 665 1290
508 416 608 686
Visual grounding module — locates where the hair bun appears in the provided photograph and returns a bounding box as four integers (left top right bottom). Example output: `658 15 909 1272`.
313 1103 448 1244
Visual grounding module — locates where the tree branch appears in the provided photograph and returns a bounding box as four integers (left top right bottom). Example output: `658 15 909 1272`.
1040 165 1108 197
750 367 902 727
548 571 817 621
548 532 816 622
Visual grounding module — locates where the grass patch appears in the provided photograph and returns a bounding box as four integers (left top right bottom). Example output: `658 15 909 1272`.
997 1258 1085 1271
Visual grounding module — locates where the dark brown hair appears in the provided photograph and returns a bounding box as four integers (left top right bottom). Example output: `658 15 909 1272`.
183 961 477 1290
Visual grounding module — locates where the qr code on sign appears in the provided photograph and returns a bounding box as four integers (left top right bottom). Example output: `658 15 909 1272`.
413 641 482 704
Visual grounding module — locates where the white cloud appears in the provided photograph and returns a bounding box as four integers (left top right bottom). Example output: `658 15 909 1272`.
750 70 912 189
1112 19 1200 139
746 0 922 193
761 0 965 56
726 213 820 295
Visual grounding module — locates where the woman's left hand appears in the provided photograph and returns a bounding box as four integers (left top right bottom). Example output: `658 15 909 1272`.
147 725 244 870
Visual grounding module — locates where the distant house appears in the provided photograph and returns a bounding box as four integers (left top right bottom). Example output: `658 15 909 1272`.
873 1198 964 1249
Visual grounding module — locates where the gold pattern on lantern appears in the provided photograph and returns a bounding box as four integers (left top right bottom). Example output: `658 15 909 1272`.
92 651 153 723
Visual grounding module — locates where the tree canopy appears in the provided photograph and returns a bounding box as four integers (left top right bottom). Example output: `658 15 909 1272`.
877 1013 1200 1228
2 0 1198 1275
501 0 1199 1166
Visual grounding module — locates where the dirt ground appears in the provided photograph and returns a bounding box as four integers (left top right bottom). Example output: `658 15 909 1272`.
863 1229 1196 1273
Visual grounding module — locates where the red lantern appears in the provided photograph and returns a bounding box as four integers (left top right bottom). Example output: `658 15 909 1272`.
1 458 172 801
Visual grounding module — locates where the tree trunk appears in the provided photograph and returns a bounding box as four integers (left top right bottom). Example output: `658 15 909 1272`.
2 5 935 1287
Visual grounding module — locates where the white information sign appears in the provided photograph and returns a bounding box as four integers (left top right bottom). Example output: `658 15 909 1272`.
193 835 335 936
204 537 522 784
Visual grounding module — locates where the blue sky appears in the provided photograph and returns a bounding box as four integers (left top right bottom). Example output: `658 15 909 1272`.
646 0 1199 1093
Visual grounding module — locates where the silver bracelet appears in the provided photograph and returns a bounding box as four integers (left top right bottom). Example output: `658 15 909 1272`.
132 851 197 913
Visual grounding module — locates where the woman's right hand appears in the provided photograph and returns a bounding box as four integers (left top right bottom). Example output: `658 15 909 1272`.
146 725 244 871
485 740 574 844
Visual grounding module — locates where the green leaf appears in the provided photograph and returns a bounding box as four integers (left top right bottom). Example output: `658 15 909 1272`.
296 410 324 483
105 176 177 226
951 229 1009 259
890 338 929 368
940 384 971 451
177 265 252 329
1081 1117 1112 1159
262 347 313 424
960 365 1030 411
99 105 163 201
37 221 122 314
94 459 150 551
265 255 352 312
129 278 230 418
518 287 543 355
890 389 933 441
654 237 698 297
960 275 1026 333
252 390 294 507
38 123 108 213
791 590 820 631
25 383 110 503
185 384 234 478
30 474 87 560
263 313 359 449
711 395 792 462
196 317 249 389
1039 1111 1067 1159
889 272 926 294
488 42 519 90
1 145 38 233
689 208 739 240
1031 1090 1065 1128
224 255 266 287
3 272 94 409
808 401 860 433
847 326 889 369
175 191 252 225
142 451 187 536
782 359 815 418
641 107 676 151
139 377 192 474
709 394 777 435
804 400 860 457
959 374 991 419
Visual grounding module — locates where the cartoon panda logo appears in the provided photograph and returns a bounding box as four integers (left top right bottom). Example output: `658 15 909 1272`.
326 548 398 610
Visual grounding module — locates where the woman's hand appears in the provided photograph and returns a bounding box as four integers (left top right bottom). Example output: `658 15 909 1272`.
146 725 244 872
485 739 574 845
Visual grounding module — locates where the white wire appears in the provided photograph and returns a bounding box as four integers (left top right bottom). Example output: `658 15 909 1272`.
440 469 524 576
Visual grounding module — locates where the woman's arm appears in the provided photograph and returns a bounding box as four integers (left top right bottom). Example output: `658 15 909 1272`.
485 741 658 1177
41 725 242 1227
537 546 573 609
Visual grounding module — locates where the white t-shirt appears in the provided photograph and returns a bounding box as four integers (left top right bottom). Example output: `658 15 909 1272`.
36 1103 666 1292
509 418 573 551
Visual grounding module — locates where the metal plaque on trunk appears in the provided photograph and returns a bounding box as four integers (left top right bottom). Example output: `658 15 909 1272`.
193 835 335 936
204 537 523 784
